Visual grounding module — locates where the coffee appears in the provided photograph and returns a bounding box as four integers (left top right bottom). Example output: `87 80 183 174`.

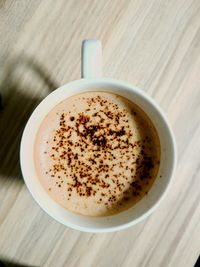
34 92 160 216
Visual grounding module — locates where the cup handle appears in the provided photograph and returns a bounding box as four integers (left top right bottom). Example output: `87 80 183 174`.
81 39 103 78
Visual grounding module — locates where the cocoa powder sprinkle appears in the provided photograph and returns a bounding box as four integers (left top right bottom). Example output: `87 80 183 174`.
44 94 159 207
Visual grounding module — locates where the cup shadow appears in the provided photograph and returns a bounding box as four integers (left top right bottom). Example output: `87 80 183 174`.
0 258 37 267
0 55 58 180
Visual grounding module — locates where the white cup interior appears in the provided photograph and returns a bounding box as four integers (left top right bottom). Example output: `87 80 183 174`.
20 78 176 233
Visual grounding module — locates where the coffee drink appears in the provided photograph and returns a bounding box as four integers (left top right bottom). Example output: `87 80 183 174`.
34 91 160 216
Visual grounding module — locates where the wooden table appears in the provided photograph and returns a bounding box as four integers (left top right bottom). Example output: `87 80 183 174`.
0 1 200 266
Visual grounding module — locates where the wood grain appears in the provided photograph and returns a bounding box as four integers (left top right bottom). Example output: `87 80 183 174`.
0 0 200 266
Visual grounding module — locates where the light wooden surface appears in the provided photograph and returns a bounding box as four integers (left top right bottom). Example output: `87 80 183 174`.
0 0 200 266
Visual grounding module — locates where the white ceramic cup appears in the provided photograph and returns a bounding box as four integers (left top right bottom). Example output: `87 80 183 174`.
20 40 177 233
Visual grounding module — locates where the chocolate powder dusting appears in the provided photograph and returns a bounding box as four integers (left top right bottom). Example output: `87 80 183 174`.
38 92 160 216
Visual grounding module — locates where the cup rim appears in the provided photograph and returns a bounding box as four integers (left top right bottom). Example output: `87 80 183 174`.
20 77 177 232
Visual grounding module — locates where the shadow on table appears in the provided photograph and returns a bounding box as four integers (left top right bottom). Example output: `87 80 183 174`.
0 55 58 180
0 258 38 267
